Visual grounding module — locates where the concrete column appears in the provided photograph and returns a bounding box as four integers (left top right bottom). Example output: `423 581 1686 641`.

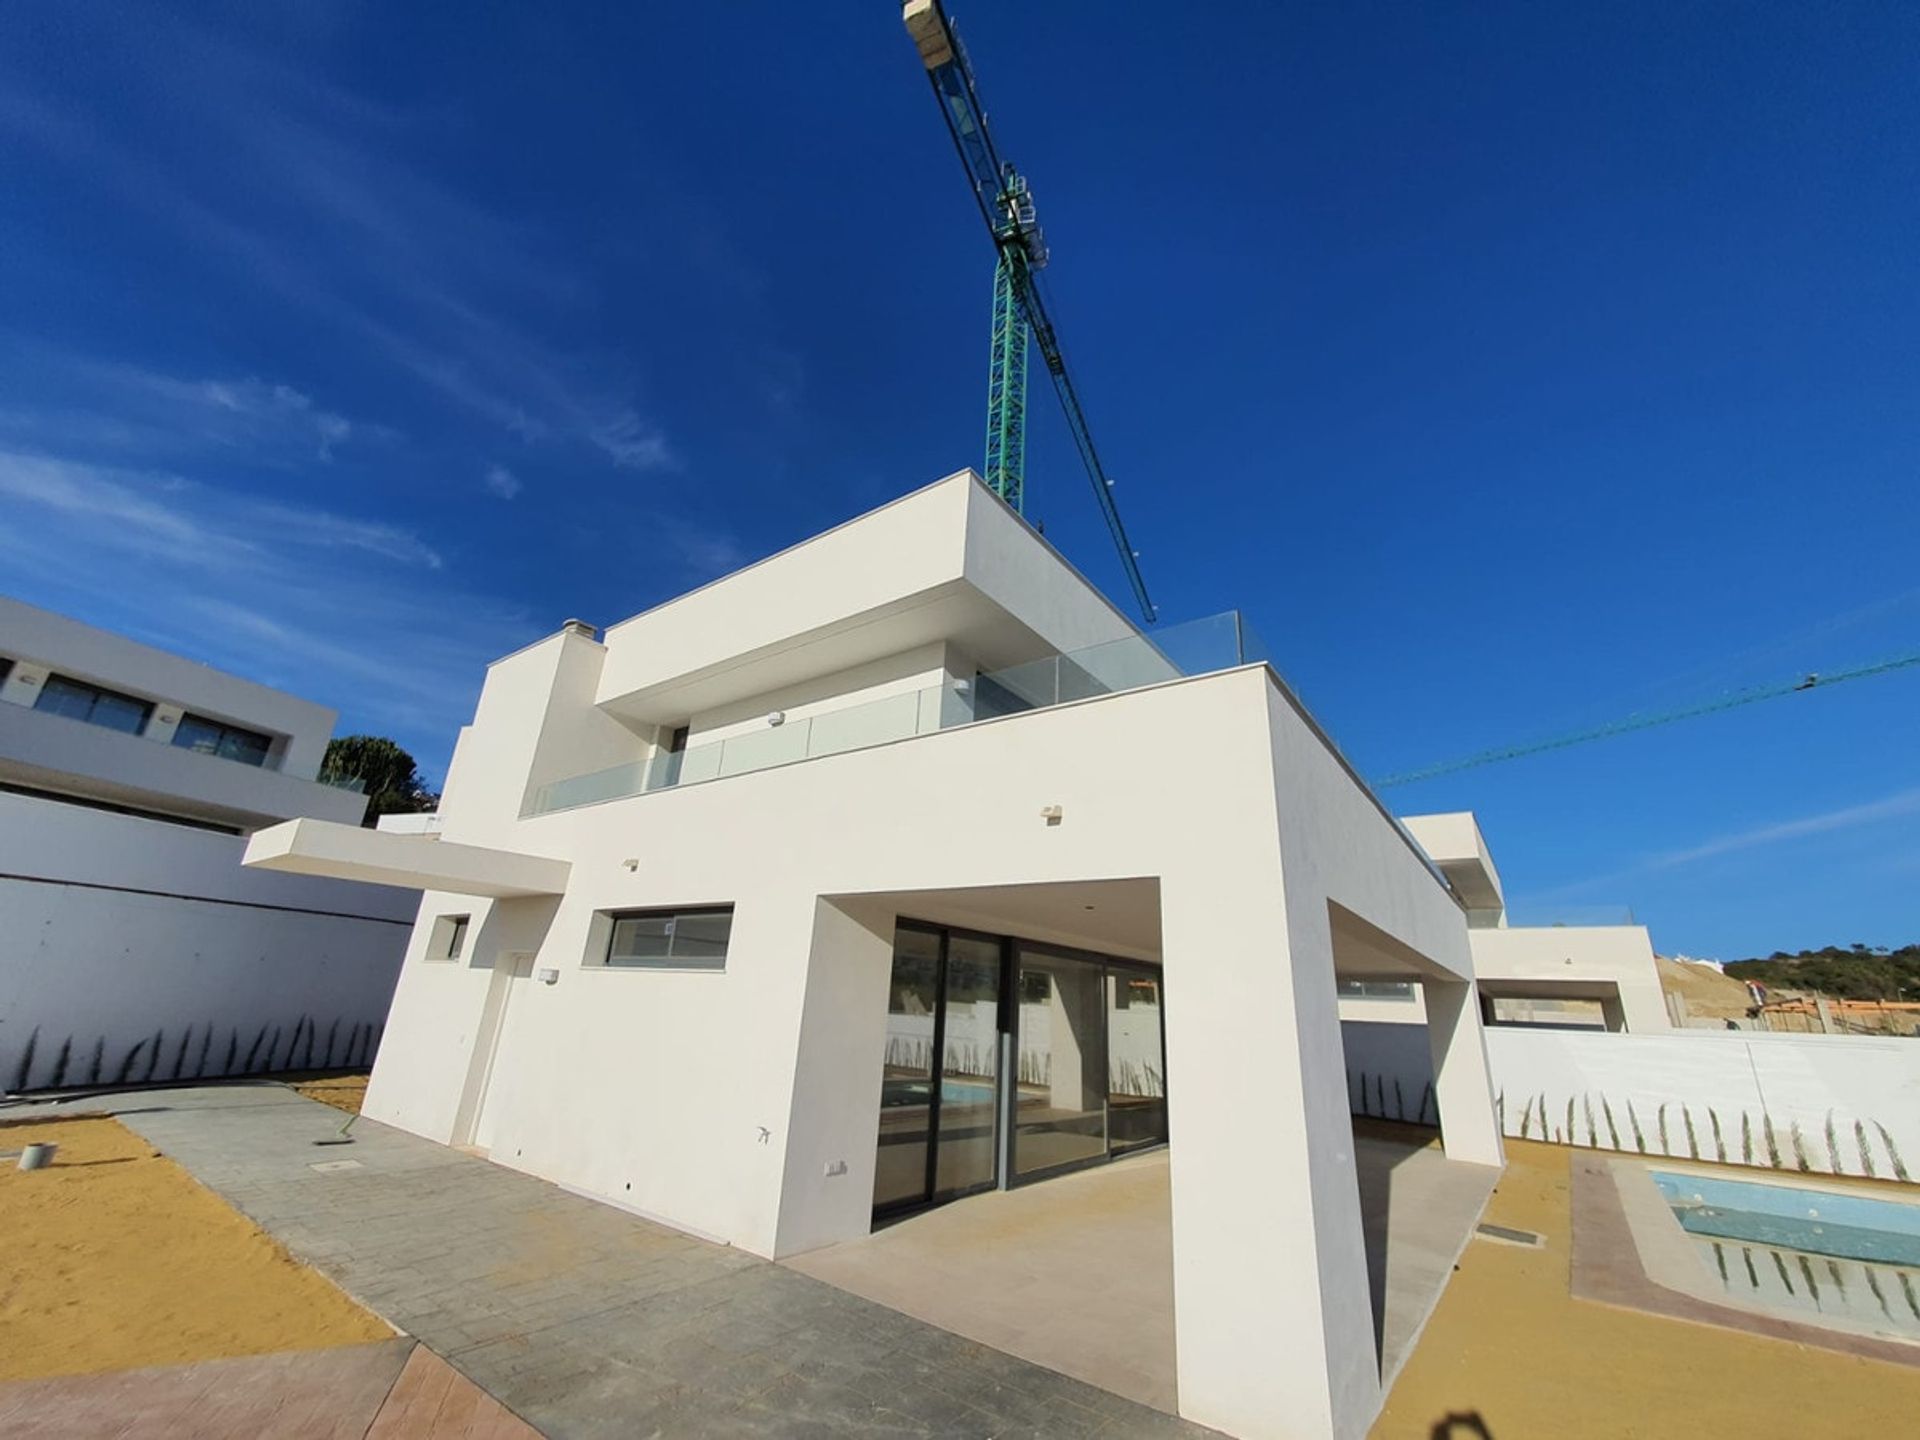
772 898 896 1258
1600 991 1629 1032
1423 978 1505 1166
1163 873 1381 1440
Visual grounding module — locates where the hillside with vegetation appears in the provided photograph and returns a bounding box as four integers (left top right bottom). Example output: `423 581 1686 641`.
1724 944 1920 1002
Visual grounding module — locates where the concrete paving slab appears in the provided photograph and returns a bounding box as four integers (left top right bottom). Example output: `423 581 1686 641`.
20 1082 1216 1438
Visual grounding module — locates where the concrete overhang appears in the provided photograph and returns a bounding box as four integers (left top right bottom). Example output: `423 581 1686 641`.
1330 900 1470 983
828 878 1163 964
1475 976 1624 1003
591 472 1145 725
243 818 570 898
1400 811 1504 915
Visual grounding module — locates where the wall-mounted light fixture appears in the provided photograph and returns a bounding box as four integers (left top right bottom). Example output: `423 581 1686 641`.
622 857 639 872
537 967 560 986
767 710 786 727
1040 804 1063 826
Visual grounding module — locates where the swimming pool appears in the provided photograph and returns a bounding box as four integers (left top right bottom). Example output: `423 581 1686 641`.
1652 1170 1920 1266
1652 1169 1920 1338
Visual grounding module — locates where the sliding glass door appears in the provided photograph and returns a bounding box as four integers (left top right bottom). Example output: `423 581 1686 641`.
1013 949 1109 1176
874 923 1166 1217
873 923 1005 1215
1012 944 1168 1182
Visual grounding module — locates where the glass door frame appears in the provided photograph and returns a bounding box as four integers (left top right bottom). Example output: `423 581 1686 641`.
873 919 1012 1220
1008 938 1170 1188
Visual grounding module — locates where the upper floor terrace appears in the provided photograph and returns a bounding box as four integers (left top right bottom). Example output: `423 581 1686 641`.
526 607 1273 815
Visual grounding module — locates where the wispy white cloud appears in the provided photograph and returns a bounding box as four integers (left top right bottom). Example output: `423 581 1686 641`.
0 29 677 478
590 411 677 472
1651 787 1920 869
0 449 437 569
1530 783 1920 901
0 346 391 464
483 463 522 500
0 449 513 771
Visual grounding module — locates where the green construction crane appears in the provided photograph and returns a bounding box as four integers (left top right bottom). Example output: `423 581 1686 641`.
903 0 1156 622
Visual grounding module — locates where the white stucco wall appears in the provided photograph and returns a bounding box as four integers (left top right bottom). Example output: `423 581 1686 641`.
1472 925 1668 1032
0 791 412 1092
1485 1028 1920 1180
1340 1018 1920 1183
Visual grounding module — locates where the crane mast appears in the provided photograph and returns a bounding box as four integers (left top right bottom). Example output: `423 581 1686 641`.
903 0 1157 622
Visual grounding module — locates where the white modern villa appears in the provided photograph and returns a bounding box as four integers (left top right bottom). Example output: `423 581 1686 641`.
247 470 1524 1440
0 597 414 1094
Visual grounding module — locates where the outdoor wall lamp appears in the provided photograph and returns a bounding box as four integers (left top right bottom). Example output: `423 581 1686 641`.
1040 804 1063 825
767 710 786 727
536 967 560 986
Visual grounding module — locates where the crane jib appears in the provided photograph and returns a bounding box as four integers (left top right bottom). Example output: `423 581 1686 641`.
904 0 1157 623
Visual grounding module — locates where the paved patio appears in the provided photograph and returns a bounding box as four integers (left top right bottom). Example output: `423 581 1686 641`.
13 1084 1217 1438
787 1122 1498 1416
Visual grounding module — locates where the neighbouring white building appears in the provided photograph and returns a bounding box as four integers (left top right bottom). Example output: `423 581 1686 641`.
0 596 415 1093
245 471 1510 1440
1334 810 1673 1127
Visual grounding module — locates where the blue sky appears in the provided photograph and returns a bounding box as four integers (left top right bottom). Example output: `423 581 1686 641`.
1 2 1915 960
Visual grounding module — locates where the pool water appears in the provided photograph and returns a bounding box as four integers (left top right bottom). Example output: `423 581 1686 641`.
1654 1170 1920 1339
1652 1170 1920 1266
880 1078 998 1109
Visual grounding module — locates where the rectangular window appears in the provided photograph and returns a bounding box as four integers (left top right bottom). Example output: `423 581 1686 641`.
34 674 154 736
602 906 733 970
427 913 470 961
1337 978 1418 1001
172 713 274 767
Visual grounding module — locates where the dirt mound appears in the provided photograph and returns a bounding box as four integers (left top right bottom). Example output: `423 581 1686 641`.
1657 957 1753 1019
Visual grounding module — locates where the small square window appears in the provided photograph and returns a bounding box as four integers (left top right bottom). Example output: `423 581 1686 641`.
601 907 732 970
427 913 471 962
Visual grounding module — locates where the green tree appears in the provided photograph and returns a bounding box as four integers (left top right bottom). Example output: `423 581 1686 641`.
321 735 437 827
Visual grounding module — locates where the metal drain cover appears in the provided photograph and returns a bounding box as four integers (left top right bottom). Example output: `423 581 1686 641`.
1475 1222 1545 1248
308 1158 364 1173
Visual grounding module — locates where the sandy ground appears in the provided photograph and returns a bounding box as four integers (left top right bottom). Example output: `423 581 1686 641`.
289 1072 369 1116
0 1114 390 1381
1371 1138 1920 1438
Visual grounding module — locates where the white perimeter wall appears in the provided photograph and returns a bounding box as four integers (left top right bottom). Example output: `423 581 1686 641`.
1341 1019 1920 1181
0 791 413 1091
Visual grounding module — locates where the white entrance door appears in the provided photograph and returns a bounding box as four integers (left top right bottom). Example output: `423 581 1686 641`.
454 949 533 1152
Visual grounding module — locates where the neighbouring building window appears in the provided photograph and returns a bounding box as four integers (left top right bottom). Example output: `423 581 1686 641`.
0 657 12 686
602 906 733 970
1337 978 1418 1001
34 674 154 736
171 713 274 767
428 913 470 961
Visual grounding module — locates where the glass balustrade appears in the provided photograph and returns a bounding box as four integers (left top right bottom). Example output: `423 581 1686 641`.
526 610 1273 816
